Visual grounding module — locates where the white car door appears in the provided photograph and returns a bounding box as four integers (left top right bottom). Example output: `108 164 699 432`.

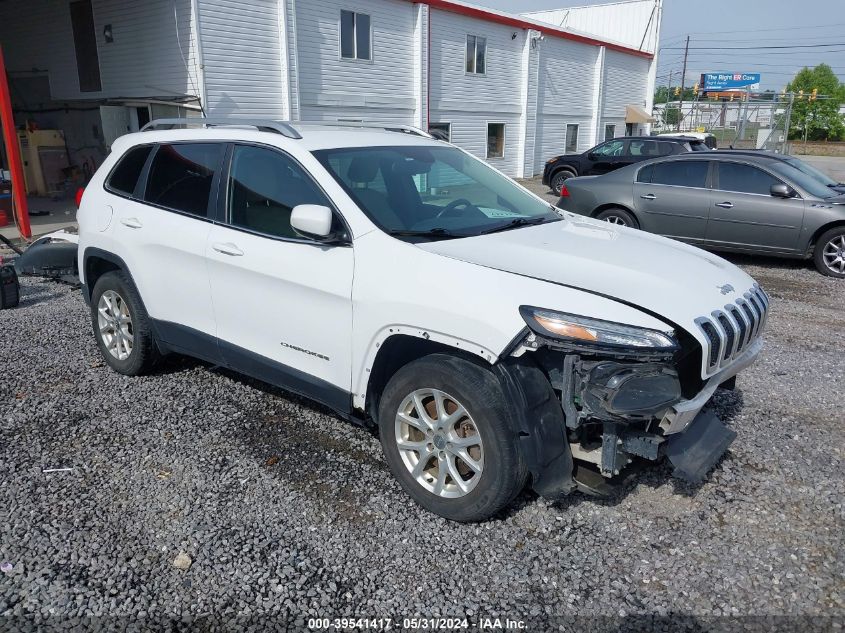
108 142 225 356
205 143 354 411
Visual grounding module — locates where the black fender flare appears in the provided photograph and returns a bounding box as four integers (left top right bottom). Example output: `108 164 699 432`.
494 356 575 499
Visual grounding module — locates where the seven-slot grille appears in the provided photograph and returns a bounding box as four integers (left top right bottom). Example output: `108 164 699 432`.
695 284 769 375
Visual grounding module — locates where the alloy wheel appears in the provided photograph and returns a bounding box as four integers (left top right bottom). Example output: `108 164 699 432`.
394 388 484 498
602 215 628 226
822 235 845 274
97 290 134 360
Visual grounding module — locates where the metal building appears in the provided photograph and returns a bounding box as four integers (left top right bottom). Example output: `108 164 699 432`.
0 0 661 179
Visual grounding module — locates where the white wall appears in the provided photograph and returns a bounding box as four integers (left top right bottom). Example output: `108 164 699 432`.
0 0 199 102
602 49 650 134
197 0 287 118
524 0 661 54
429 9 525 176
534 37 600 171
293 0 415 124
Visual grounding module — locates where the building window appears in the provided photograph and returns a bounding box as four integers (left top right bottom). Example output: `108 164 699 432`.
340 10 371 60
69 0 102 92
428 123 451 142
487 123 505 158
465 35 486 74
604 124 616 141
565 124 579 154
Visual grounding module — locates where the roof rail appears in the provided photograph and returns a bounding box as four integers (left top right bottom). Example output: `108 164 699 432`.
140 118 302 140
314 122 433 138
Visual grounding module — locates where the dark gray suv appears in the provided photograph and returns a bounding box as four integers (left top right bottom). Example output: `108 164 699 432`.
558 153 845 277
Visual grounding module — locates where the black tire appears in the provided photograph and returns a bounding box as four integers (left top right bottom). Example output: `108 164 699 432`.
550 169 576 195
813 226 845 278
378 354 527 522
90 270 160 375
595 207 639 229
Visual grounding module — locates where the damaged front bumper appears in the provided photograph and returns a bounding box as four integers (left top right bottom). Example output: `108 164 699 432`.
510 329 761 493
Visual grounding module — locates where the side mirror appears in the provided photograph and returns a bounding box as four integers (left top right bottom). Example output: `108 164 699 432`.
587 153 597 161
291 204 335 240
770 183 796 199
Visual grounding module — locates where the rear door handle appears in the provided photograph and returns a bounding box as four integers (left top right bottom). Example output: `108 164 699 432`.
640 194 656 200
212 242 244 257
715 202 734 209
120 217 142 229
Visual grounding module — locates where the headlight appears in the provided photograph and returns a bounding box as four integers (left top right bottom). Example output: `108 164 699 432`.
520 306 678 350
546 156 560 164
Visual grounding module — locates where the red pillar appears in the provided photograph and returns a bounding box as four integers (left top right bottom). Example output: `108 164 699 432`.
0 44 31 239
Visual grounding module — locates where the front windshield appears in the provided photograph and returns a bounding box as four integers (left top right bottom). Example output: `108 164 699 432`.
769 161 837 199
313 145 560 240
785 157 837 187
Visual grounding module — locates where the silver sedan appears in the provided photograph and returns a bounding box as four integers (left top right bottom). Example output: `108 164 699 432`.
557 152 845 278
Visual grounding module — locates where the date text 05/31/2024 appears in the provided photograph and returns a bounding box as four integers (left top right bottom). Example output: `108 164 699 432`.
307 617 527 630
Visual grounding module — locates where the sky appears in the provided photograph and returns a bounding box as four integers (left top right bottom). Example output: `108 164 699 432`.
469 0 845 92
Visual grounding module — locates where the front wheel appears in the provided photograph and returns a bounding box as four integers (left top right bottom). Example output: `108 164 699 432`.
813 227 845 278
378 355 527 522
595 207 639 229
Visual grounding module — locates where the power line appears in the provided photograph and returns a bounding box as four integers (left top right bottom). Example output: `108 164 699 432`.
662 42 845 50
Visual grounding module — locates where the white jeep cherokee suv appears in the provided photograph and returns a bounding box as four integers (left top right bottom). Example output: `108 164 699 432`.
77 119 768 521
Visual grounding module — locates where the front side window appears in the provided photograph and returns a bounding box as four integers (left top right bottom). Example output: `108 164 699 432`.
717 162 780 195
646 160 709 188
107 145 153 196
313 145 559 240
592 140 624 157
565 124 579 154
227 145 333 239
466 35 487 74
144 143 224 217
340 10 371 60
487 123 505 158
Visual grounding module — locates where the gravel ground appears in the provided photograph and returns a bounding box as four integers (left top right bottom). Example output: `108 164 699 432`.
1 250 843 631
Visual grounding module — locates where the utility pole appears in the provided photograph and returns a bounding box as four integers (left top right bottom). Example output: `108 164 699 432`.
665 69 674 129
676 35 689 132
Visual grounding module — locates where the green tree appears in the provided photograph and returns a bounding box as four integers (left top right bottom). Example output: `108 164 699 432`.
653 85 697 105
786 64 845 141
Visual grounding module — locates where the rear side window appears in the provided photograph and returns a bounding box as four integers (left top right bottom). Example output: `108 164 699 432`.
647 161 709 188
717 162 780 195
144 143 224 217
689 141 709 152
107 145 152 196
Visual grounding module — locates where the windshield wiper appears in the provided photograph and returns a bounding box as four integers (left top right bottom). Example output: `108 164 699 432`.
386 228 467 240
479 216 558 235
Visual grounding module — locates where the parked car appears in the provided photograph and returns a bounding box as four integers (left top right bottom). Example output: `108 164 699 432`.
658 131 718 149
542 135 710 195
558 153 845 277
78 118 767 521
716 149 845 194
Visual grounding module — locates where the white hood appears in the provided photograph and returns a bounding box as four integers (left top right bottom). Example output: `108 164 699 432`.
417 214 758 335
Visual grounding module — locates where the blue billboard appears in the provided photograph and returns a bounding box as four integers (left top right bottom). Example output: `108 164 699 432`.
701 73 761 92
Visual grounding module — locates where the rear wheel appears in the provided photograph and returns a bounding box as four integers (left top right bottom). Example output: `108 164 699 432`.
813 227 845 278
91 271 160 375
378 355 526 522
551 169 576 195
595 207 639 229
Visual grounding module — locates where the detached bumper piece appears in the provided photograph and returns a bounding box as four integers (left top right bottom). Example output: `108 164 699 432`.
664 409 736 484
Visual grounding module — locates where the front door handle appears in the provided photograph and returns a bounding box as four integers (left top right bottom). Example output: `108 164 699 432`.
640 194 656 200
120 217 142 229
715 202 734 209
212 242 244 257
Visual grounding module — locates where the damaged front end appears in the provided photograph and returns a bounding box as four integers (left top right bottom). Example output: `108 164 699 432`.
511 306 740 496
